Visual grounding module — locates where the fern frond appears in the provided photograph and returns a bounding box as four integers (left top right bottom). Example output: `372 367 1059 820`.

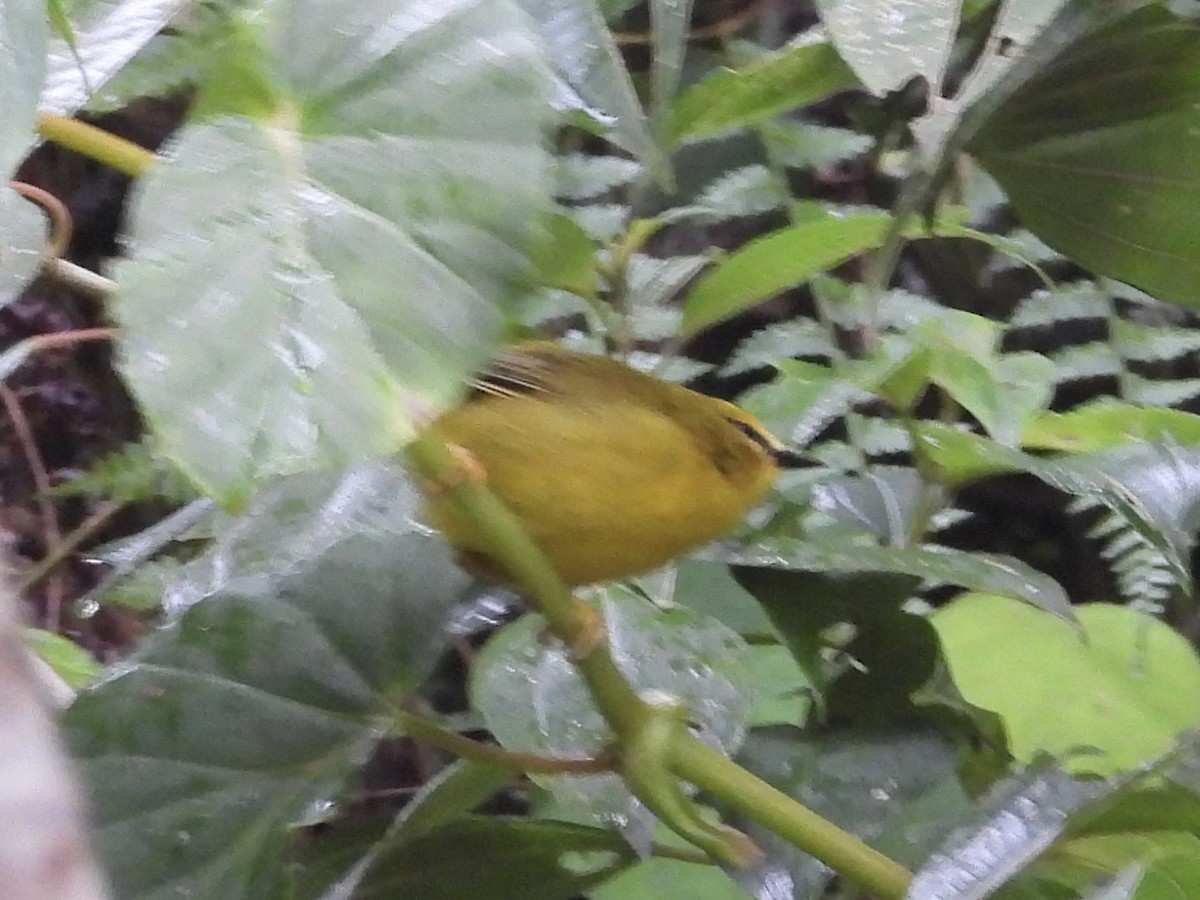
557 154 643 200
1048 343 1120 383
697 164 787 218
51 442 196 505
1124 375 1200 408
760 122 872 169
1009 283 1109 329
1071 497 1171 610
724 319 834 375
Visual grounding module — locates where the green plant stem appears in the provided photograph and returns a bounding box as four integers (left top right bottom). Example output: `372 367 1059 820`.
17 502 124 595
671 738 913 899
861 168 936 356
36 112 157 177
405 431 914 889
397 710 615 775
404 433 646 738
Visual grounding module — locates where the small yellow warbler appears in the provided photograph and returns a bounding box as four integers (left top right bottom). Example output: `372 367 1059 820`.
424 342 802 586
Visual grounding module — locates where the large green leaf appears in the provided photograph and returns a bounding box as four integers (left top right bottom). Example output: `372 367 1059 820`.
909 736 1200 898
64 463 473 900
0 185 47 300
972 7 1200 306
0 0 48 176
40 0 188 114
732 725 961 899
114 0 554 505
472 585 752 823
728 529 1072 620
933 595 1200 775
518 0 657 170
816 0 959 96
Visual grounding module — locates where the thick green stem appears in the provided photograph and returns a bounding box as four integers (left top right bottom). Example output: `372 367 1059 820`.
404 434 647 737
406 431 914 889
36 112 157 177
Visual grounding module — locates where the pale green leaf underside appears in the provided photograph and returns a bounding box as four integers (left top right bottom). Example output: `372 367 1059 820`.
114 0 553 503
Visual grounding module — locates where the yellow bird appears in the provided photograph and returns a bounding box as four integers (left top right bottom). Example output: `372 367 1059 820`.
424 342 804 586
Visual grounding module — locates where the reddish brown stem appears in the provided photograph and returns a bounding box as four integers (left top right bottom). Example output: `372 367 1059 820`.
8 180 73 259
0 385 64 629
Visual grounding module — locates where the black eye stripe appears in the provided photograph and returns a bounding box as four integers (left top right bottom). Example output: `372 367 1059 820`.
726 416 773 451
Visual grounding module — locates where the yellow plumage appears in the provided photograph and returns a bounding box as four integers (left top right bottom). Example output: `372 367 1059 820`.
424 342 795 586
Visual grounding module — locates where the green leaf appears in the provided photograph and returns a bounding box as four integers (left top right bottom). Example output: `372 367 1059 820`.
353 817 632 899
113 0 553 505
933 595 1200 775
922 311 1055 446
386 760 517 844
64 463 472 900
682 209 960 335
1023 403 1200 452
735 565 932 722
663 39 858 146
529 212 598 300
472 586 752 820
41 0 187 115
916 428 1199 597
0 184 48 299
732 725 960 898
817 0 959 96
0 0 48 176
673 559 776 637
50 441 197 504
730 531 1073 620
972 7 1200 307
24 628 100 689
746 645 812 728
810 467 927 546
908 762 1111 899
648 0 693 126
295 760 518 898
519 0 658 172
592 846 749 900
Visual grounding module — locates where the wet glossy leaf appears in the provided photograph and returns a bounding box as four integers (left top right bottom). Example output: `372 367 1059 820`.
0 0 47 177
733 725 960 899
729 530 1072 620
0 184 47 299
519 0 657 170
40 0 188 115
114 0 554 504
817 0 959 96
472 585 752 822
64 463 472 900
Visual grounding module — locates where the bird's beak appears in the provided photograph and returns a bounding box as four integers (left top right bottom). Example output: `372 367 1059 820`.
771 447 818 469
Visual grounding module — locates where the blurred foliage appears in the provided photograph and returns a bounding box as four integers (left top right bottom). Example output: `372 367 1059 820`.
4 0 1200 898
